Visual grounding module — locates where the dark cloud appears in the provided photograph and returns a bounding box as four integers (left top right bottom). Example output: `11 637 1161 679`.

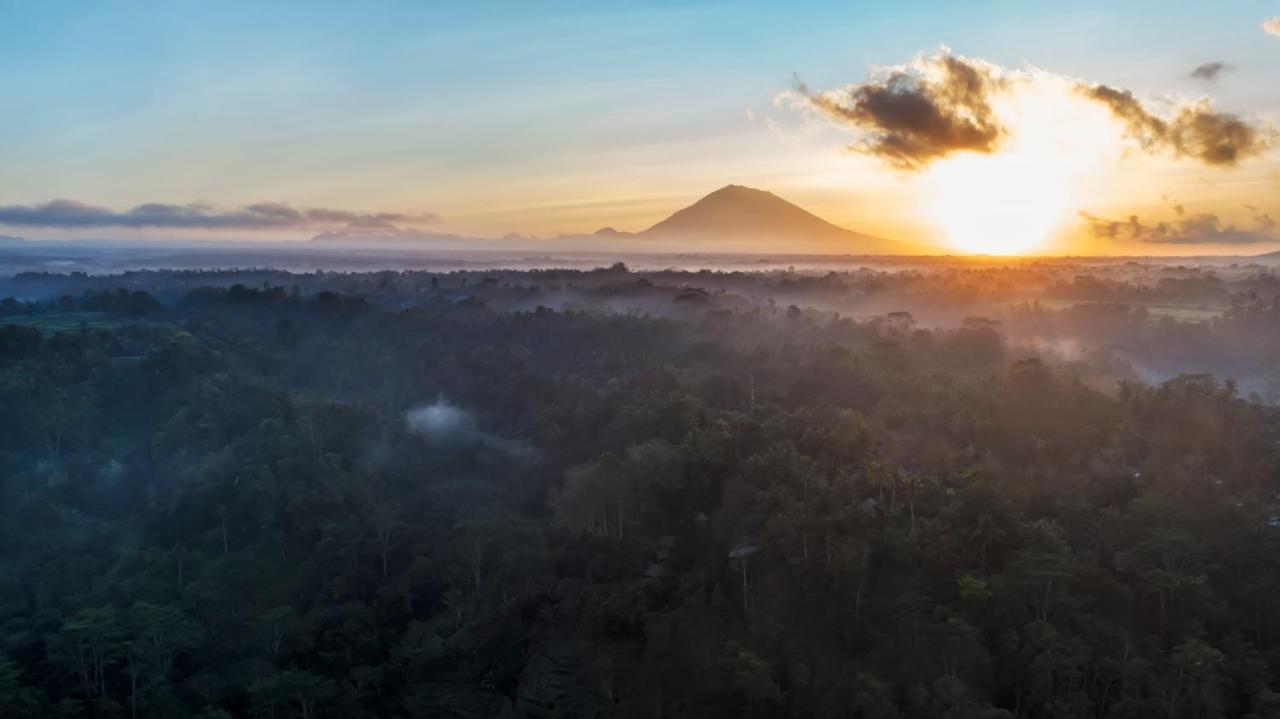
0 199 440 230
795 51 1271 171
794 53 1007 170
1190 62 1230 81
1078 84 1270 165
1079 208 1278 245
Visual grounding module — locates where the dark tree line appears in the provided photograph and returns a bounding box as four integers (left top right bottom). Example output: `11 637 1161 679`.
1 272 1279 718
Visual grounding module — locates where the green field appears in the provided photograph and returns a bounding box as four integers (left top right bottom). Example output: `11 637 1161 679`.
1 312 128 335
1028 299 1226 322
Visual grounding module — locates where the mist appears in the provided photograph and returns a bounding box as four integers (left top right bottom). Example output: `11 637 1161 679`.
406 397 539 460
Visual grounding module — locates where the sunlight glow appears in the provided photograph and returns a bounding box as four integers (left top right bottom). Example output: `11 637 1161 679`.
922 71 1125 255
924 153 1074 255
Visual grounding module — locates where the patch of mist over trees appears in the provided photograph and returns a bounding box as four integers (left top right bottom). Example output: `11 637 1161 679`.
1 263 1280 717
4 259 1279 396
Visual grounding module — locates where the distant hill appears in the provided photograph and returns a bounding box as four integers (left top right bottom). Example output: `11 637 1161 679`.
0 235 27 245
636 185 907 254
309 228 480 249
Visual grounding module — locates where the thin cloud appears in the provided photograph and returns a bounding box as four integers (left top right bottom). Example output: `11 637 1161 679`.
311 223 444 243
0 199 440 230
1265 18 1280 38
1245 205 1276 231
1190 62 1230 81
1079 208 1278 245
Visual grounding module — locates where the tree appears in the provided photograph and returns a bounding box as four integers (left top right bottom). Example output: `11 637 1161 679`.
124 602 202 718
0 659 44 718
250 670 338 719
51 606 122 702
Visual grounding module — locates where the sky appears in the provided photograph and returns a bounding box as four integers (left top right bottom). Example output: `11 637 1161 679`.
2 1 1279 255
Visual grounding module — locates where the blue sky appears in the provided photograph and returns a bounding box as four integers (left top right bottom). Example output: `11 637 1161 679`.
1 1 1278 251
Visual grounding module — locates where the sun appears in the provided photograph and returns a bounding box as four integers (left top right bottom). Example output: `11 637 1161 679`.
919 70 1122 256
924 151 1075 255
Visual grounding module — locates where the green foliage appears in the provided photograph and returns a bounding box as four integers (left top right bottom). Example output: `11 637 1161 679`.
3 271 1280 717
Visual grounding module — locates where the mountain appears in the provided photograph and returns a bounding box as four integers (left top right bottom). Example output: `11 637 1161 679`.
638 185 906 254
0 235 27 245
302 185 910 254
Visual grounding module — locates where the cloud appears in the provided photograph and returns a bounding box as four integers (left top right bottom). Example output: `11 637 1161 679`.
792 49 1271 170
1078 85 1270 166
1245 205 1276 231
1079 207 1278 245
792 52 1008 170
1190 62 1230 81
1265 18 1280 37
0 199 440 230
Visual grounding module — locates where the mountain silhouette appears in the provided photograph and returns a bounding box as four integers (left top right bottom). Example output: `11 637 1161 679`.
637 185 905 253
304 184 912 254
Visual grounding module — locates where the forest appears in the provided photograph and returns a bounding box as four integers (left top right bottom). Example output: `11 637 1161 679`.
2 262 1280 718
